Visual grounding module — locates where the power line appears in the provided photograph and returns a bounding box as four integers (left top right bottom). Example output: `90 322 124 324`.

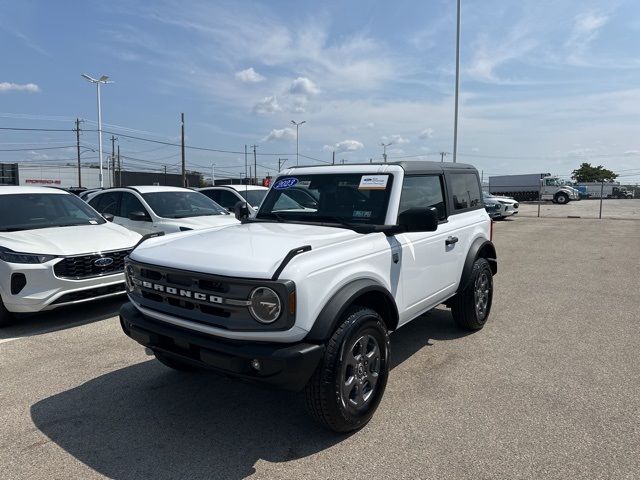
0 145 75 152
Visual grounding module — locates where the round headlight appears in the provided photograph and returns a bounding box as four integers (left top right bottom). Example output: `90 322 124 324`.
249 287 281 324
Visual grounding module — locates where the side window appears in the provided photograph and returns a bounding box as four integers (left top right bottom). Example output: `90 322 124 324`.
89 192 120 215
398 176 446 220
120 192 148 219
200 190 220 203
218 190 240 209
448 173 482 211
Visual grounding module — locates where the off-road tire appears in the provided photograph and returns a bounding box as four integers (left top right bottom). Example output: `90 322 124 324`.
0 298 14 327
555 193 569 204
451 257 493 331
154 351 199 372
304 306 390 433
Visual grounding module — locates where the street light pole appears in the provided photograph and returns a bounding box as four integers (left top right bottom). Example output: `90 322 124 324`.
291 120 306 165
452 0 461 163
380 142 392 162
211 164 215 186
81 74 112 187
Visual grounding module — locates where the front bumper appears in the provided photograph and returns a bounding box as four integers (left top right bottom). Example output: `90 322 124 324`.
119 302 323 391
1 260 126 313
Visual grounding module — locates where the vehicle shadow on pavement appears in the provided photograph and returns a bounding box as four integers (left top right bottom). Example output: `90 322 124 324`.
0 297 126 341
30 309 468 480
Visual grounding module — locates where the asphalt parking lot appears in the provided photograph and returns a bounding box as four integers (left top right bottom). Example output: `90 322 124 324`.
1 217 639 480
518 198 640 220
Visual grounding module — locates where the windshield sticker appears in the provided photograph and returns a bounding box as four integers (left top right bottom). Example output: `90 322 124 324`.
353 210 372 218
297 180 311 187
359 174 389 190
273 177 299 190
89 220 98 224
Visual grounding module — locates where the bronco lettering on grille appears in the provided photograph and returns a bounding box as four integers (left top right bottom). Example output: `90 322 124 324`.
135 278 234 305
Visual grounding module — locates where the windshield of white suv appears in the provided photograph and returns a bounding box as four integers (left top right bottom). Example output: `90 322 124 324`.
142 191 228 218
256 173 393 226
237 189 267 207
0 193 106 231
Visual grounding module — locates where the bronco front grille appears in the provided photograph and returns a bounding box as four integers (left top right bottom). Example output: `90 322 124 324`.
54 249 131 279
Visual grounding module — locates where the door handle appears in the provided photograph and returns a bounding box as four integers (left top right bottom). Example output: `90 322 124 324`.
445 236 459 246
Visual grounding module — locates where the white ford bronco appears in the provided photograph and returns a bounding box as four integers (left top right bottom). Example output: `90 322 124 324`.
120 161 497 432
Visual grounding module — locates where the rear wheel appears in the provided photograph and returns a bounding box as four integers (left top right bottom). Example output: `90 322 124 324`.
154 351 199 372
0 298 14 327
451 258 493 331
304 306 390 432
555 192 569 204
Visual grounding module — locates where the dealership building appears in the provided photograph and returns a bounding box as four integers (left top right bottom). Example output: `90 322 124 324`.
0 163 201 189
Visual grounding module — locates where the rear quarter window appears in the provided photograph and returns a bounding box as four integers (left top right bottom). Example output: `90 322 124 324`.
447 172 482 212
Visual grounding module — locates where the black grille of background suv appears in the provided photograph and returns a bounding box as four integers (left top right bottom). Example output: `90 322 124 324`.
54 249 131 279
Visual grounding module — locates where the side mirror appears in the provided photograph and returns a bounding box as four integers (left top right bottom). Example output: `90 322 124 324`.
233 201 250 220
103 213 114 222
128 211 149 222
398 207 439 233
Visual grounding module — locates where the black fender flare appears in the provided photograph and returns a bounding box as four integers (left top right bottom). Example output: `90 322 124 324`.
305 279 399 342
459 238 497 292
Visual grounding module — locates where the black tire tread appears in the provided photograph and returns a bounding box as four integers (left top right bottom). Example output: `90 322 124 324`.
0 298 13 328
304 306 389 432
451 257 492 331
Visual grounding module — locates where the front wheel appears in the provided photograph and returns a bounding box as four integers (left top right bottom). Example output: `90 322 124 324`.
304 307 390 432
451 257 493 331
555 193 569 204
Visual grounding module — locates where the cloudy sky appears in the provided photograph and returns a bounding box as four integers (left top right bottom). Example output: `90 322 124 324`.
1 0 639 181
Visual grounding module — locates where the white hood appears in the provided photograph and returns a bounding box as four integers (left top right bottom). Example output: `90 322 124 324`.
163 215 239 230
0 222 141 256
131 222 362 279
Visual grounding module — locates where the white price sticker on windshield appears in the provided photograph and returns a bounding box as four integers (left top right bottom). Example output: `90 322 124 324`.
359 175 389 190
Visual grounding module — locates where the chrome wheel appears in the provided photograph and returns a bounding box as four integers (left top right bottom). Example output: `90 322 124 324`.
341 333 381 411
474 272 490 320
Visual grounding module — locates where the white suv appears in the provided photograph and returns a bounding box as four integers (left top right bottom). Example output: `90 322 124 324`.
198 185 269 215
0 186 141 326
87 186 239 235
119 161 497 431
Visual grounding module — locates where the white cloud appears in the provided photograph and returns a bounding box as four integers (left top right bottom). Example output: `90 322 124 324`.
332 140 364 153
419 128 434 140
0 82 40 93
253 95 281 114
263 127 296 142
623 150 640 156
565 11 609 65
381 134 409 145
235 67 265 83
289 77 320 97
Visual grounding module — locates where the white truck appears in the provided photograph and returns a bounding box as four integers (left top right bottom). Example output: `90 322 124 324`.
575 182 633 199
119 161 497 432
489 173 580 203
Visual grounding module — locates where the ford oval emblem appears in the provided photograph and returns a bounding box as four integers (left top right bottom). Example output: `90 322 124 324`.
94 257 114 267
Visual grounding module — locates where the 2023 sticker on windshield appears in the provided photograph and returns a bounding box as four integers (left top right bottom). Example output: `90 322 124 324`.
273 178 298 190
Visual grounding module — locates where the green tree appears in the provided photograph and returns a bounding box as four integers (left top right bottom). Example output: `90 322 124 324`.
571 163 618 183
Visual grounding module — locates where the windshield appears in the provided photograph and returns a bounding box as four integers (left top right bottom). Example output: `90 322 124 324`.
142 191 228 218
237 189 268 207
257 173 393 226
0 193 106 232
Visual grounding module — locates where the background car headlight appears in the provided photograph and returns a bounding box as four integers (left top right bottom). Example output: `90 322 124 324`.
249 287 282 324
0 248 56 264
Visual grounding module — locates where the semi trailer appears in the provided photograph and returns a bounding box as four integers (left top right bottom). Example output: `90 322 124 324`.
489 173 580 203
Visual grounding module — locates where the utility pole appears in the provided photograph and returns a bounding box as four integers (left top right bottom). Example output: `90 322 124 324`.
117 145 121 187
244 144 248 179
252 144 257 185
452 0 461 163
75 118 82 187
278 158 287 171
380 142 392 162
163 165 167 185
211 164 215 186
110 135 117 188
291 120 306 166
332 151 335 165
440 151 447 162
341 159 346 164
181 113 186 187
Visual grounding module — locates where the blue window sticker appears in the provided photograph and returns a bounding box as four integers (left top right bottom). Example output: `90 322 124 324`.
273 177 299 190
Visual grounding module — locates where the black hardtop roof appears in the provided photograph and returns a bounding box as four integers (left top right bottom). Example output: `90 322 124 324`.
290 160 477 175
